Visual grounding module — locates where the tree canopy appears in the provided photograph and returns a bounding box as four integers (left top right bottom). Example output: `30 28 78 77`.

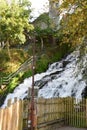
59 0 87 47
0 0 34 46
33 13 57 47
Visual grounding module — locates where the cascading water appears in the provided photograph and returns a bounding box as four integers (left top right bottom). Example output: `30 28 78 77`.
2 47 87 108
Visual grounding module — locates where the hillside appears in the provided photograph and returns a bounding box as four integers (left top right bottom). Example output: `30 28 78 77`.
0 0 87 107
2 43 87 108
0 42 72 106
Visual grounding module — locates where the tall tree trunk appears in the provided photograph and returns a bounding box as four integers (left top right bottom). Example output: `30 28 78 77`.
52 36 56 45
6 41 13 72
40 37 44 51
6 41 11 60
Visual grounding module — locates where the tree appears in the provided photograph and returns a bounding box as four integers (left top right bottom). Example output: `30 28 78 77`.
33 13 57 50
59 0 87 48
0 0 34 47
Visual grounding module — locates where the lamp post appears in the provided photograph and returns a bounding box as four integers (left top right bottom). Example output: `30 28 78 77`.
27 32 36 130
27 34 37 130
30 35 36 130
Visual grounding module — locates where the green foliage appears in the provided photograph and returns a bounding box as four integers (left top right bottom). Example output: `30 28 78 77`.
0 49 10 62
21 70 32 79
7 72 24 93
36 54 50 73
0 48 28 75
59 0 87 47
34 13 56 45
7 77 19 92
35 43 71 73
33 13 50 27
0 0 34 45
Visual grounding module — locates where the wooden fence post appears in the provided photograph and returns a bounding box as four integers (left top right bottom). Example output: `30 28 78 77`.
7 99 11 107
0 109 4 130
86 99 87 127
17 100 23 130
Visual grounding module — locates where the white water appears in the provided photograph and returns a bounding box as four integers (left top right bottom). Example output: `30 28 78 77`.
2 48 87 108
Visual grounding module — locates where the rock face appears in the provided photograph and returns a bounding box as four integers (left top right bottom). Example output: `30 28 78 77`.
2 45 87 108
49 0 63 27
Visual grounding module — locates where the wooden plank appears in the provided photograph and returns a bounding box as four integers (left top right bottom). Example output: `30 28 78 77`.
5 108 8 130
49 98 52 121
69 97 72 125
72 98 74 126
7 105 13 130
84 98 86 127
51 98 54 120
74 98 76 126
18 100 23 130
11 101 17 130
65 98 67 124
68 97 70 125
0 109 4 130
7 99 11 107
66 98 69 125
2 108 6 130
15 101 19 130
86 99 87 127
79 98 81 127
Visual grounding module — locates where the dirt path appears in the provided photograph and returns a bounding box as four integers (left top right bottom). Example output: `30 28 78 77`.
57 126 87 130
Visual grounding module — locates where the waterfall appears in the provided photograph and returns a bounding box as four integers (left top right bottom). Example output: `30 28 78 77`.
2 48 87 108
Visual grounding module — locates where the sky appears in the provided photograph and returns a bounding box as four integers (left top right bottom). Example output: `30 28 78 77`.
30 0 49 18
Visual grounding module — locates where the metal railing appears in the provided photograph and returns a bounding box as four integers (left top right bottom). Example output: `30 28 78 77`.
0 56 33 86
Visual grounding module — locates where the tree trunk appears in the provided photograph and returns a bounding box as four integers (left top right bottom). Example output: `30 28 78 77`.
6 41 11 60
40 37 44 51
52 36 56 45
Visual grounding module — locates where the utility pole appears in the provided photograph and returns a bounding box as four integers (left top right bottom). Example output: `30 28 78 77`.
30 35 36 130
27 31 38 130
27 34 37 130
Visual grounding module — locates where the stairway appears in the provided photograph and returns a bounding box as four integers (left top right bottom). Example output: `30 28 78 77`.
0 56 33 86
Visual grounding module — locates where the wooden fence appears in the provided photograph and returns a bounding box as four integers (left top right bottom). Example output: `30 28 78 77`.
37 98 65 124
0 98 23 130
64 98 87 127
0 97 87 130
